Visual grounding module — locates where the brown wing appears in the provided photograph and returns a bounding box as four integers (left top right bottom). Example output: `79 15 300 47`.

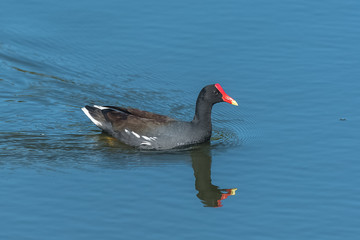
104 106 175 123
102 106 175 134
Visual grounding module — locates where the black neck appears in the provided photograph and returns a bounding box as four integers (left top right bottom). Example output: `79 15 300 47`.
192 96 213 129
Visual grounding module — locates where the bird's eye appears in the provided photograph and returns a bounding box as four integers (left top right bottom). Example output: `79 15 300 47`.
214 90 219 95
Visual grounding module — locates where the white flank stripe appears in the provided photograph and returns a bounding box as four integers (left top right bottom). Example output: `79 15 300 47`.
82 107 102 127
140 141 152 146
142 135 151 141
124 129 130 134
131 131 140 138
93 105 109 110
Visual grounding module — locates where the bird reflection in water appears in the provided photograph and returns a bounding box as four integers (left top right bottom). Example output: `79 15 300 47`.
191 144 237 207
95 135 236 207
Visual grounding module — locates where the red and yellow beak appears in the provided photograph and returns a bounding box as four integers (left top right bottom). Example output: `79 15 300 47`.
215 83 238 106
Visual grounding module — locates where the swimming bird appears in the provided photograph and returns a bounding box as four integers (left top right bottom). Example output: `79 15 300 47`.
81 83 237 150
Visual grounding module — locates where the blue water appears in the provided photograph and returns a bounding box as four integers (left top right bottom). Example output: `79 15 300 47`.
1 0 360 239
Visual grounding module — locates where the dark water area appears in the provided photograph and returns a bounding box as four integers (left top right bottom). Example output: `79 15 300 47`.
1 0 360 239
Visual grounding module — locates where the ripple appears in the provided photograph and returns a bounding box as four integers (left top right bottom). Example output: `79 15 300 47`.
211 126 242 148
0 30 255 158
209 109 259 151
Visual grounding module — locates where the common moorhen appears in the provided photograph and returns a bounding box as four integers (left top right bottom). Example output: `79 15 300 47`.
82 83 237 150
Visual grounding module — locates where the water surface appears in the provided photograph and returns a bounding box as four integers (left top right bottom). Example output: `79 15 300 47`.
1 0 360 239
